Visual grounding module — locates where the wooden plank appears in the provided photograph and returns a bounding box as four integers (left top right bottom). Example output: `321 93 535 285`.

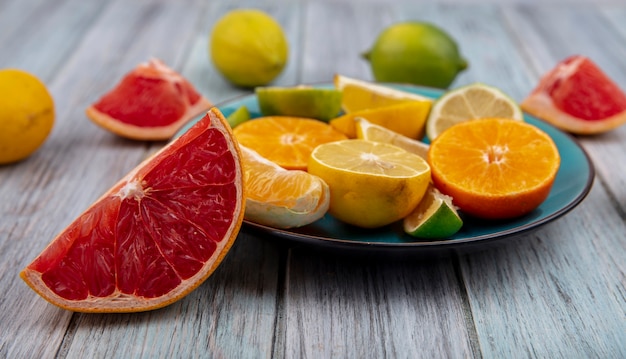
0 0 280 357
453 4 626 357
0 0 109 81
278 3 475 358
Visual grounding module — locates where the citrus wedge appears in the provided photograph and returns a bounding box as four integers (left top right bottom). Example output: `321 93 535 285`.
521 55 626 135
428 118 560 219
426 82 523 141
403 184 462 239
334 74 431 113
20 108 244 313
256 86 343 121
226 106 251 128
86 58 212 141
355 118 429 159
241 146 329 228
308 139 431 228
233 116 347 170
330 101 431 139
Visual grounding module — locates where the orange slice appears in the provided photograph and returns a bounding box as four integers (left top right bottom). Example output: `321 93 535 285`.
241 146 329 228
20 108 244 313
233 116 347 170
86 58 212 141
428 118 560 219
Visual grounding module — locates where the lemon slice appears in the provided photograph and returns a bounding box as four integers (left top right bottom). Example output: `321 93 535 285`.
226 106 251 128
256 86 342 121
308 139 431 228
403 184 463 239
334 74 431 113
329 101 431 139
426 82 523 140
355 118 429 159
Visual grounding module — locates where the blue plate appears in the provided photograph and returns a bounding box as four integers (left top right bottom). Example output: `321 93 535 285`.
175 84 595 256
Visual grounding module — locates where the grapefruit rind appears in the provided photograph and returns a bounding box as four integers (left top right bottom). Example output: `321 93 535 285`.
20 108 244 313
521 94 626 135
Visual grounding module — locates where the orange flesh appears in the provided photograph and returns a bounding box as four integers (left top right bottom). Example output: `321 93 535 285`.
233 116 347 170
428 118 560 219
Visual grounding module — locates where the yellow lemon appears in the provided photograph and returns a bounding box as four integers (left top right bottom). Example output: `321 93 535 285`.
329 101 431 139
308 139 431 228
210 9 288 88
334 74 431 113
355 118 429 159
0 69 54 164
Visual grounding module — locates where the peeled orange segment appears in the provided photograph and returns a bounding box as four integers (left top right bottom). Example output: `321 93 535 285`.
426 82 523 141
334 74 431 113
20 108 244 313
241 146 329 228
330 101 431 139
355 118 429 159
521 55 626 135
233 116 347 170
308 139 431 228
86 58 212 141
428 118 560 220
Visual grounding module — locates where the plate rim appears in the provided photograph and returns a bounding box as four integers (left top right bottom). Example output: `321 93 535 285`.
176 82 596 252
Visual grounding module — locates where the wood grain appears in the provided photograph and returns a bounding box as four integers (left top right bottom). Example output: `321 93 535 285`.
1 0 624 358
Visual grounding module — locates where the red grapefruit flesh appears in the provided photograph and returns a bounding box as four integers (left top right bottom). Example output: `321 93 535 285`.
86 58 212 141
20 108 244 313
521 55 626 135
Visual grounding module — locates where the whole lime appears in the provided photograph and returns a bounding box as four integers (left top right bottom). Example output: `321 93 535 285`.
363 22 468 89
0 69 54 164
210 9 288 88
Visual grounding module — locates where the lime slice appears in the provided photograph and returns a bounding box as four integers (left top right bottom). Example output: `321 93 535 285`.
403 184 463 239
334 74 431 113
255 86 342 121
226 106 251 128
355 117 429 159
426 82 523 141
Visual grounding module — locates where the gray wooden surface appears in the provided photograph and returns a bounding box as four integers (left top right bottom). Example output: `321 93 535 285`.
1 0 625 358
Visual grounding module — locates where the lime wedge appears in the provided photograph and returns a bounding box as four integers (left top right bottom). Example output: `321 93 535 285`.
403 184 463 239
256 86 342 121
226 106 251 128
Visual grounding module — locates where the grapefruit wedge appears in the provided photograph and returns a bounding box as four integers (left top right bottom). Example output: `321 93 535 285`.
20 108 244 313
86 58 212 141
521 55 626 135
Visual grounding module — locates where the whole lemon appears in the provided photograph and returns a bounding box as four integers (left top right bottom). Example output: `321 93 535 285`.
363 22 468 89
210 9 288 88
0 69 54 164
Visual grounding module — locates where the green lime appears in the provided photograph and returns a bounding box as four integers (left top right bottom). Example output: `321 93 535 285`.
210 9 288 88
256 86 343 121
363 22 468 89
226 106 251 128
403 184 463 239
